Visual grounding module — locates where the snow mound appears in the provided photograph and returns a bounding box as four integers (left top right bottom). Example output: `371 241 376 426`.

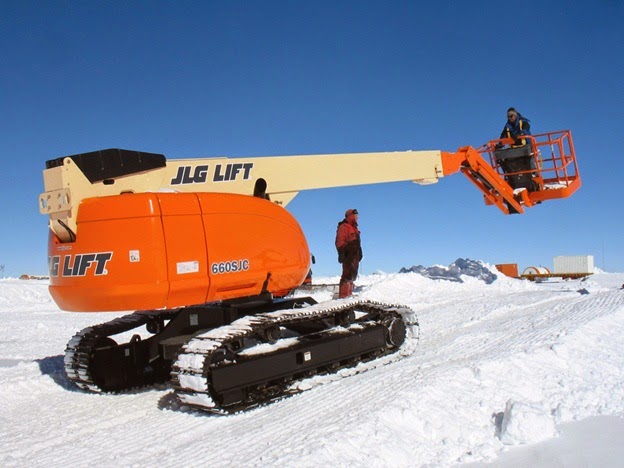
498 399 557 445
398 258 498 284
0 278 53 305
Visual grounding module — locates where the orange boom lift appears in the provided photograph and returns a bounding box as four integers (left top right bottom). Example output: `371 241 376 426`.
39 130 580 412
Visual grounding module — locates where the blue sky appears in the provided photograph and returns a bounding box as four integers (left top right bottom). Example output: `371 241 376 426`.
2 1 623 278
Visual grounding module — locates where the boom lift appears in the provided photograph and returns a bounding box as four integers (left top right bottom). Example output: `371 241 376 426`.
39 130 580 412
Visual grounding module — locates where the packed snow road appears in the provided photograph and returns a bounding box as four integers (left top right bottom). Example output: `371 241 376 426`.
1 269 623 467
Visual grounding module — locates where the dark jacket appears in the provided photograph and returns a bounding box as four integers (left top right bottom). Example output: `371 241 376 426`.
500 113 531 146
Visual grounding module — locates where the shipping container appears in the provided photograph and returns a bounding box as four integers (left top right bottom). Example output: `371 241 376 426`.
495 263 519 278
553 255 594 274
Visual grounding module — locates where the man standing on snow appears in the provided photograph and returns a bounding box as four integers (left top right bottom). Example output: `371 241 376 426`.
335 208 363 298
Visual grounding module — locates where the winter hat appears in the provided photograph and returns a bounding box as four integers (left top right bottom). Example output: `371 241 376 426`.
345 208 358 217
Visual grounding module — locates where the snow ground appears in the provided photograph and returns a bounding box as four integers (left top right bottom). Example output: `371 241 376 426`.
1 267 623 467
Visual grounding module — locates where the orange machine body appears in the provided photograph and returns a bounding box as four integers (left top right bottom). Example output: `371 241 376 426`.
48 192 310 312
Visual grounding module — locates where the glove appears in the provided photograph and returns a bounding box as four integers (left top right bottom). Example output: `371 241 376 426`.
337 248 345 264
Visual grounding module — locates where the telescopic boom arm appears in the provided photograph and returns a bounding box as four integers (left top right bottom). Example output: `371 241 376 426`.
40 130 580 243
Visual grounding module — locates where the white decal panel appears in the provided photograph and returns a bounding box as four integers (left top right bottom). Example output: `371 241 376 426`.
177 261 200 275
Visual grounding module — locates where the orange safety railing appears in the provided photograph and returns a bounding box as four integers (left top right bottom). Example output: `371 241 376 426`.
477 130 581 212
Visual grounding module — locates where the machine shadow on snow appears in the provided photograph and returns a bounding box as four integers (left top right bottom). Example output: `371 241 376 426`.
157 391 224 417
156 388 297 416
36 355 76 391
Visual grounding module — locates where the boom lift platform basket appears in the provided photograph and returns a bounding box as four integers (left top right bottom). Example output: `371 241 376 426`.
470 130 580 214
